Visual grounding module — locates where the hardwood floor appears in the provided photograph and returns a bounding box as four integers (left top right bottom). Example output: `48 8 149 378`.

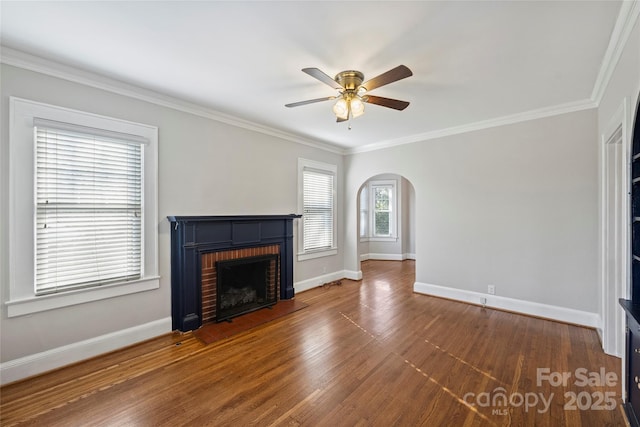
0 260 628 426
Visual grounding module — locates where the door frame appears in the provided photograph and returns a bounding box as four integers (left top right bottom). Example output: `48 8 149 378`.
600 99 629 358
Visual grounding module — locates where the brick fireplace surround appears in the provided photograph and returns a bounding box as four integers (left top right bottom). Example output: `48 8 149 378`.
167 215 300 332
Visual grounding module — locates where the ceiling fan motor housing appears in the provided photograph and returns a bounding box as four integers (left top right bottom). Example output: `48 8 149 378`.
335 70 364 91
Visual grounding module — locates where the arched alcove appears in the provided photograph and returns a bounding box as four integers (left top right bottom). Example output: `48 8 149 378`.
355 173 416 271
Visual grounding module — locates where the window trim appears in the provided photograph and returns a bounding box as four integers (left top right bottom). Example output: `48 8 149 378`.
297 158 337 261
7 97 159 317
359 184 368 240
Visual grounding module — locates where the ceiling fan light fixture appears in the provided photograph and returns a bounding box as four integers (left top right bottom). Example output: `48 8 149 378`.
351 96 365 117
333 97 349 119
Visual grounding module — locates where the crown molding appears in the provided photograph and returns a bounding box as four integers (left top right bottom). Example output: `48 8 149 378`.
0 46 345 155
346 98 598 154
591 0 640 104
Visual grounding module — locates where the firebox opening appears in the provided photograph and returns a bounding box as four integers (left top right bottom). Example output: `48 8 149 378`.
216 254 279 322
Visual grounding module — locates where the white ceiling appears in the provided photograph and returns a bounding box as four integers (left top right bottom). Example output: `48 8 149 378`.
0 1 624 152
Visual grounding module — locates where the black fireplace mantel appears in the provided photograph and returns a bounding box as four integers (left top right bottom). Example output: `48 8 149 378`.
167 214 301 331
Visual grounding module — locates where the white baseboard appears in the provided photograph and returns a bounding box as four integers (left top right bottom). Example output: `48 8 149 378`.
368 253 404 261
360 253 416 261
0 317 172 386
414 282 601 329
295 269 363 293
344 270 363 281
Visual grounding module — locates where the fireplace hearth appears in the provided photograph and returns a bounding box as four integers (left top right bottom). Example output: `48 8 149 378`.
168 214 300 331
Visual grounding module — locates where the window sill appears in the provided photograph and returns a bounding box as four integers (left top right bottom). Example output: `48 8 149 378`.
297 248 338 261
5 276 160 318
359 236 397 242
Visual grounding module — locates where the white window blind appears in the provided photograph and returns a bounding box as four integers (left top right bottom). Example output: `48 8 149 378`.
34 119 144 295
302 168 335 251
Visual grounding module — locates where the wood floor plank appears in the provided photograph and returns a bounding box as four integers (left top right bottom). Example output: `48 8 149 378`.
0 260 628 426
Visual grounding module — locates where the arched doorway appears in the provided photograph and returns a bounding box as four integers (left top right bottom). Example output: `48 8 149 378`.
356 174 416 266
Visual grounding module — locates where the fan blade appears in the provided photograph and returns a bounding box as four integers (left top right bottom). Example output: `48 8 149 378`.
364 95 410 111
302 68 344 90
360 65 412 92
285 96 336 108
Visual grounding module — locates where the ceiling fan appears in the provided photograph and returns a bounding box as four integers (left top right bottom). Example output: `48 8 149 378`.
285 65 413 122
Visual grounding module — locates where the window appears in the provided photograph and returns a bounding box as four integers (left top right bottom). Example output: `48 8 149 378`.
373 183 393 237
35 120 143 295
360 179 397 241
7 97 159 317
298 159 337 260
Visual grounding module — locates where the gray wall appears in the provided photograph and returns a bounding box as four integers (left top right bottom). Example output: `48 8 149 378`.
345 109 600 313
0 64 344 363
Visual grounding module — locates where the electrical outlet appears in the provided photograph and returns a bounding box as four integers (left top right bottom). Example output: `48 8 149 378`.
488 285 495 295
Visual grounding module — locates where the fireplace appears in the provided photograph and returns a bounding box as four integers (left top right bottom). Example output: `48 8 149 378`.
167 215 300 331
200 245 281 323
216 254 278 321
